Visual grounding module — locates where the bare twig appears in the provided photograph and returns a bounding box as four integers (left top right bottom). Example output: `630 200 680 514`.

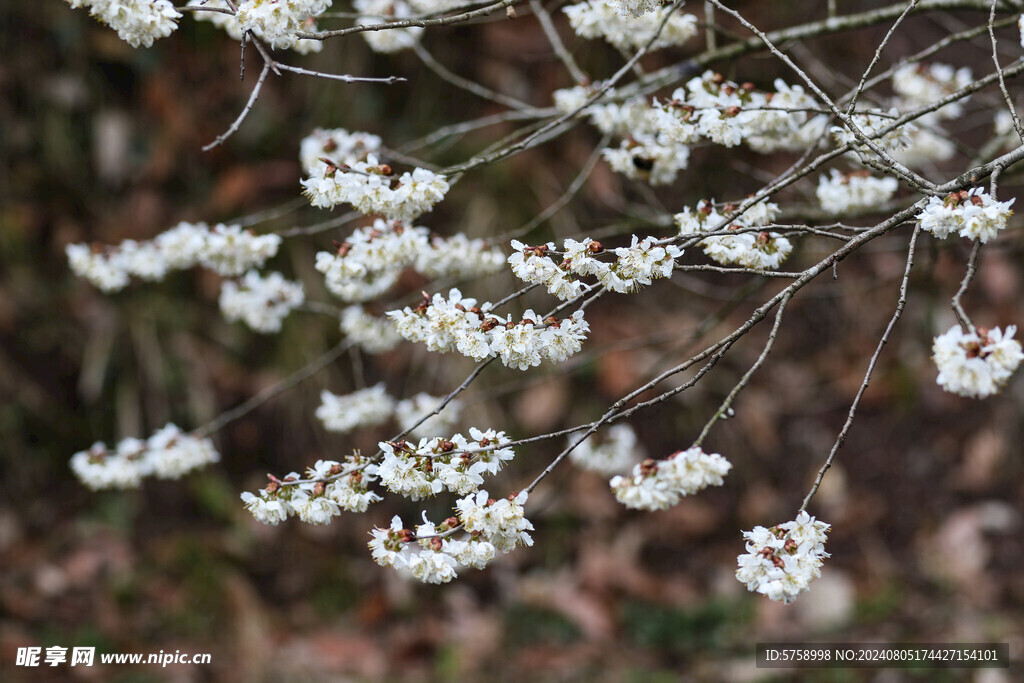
203 61 271 152
801 225 922 511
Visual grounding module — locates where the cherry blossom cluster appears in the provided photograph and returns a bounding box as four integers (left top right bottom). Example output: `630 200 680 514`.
553 86 690 185
70 424 219 490
932 324 1023 398
649 72 827 153
233 0 330 51
66 222 282 292
369 490 533 583
388 289 590 369
609 0 661 17
569 424 642 475
316 384 396 433
301 154 450 222
816 170 899 215
219 271 305 333
188 0 325 54
509 236 682 299
64 0 180 48
377 428 515 499
563 0 698 52
916 188 1015 243
609 446 732 510
892 63 972 121
313 219 504 302
300 128 383 177
735 511 831 604
316 385 462 437
339 305 403 353
831 108 914 159
354 0 423 53
240 455 382 525
675 199 792 270
394 393 463 440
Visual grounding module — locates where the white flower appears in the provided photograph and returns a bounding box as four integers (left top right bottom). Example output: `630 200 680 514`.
571 424 641 475
339 306 403 353
539 310 589 364
490 319 544 370
735 511 831 604
234 0 330 51
610 446 732 510
219 271 304 333
387 288 480 353
116 240 169 281
406 549 459 584
190 0 326 53
68 0 180 48
240 491 292 525
299 128 382 176
562 238 611 278
295 494 341 525
198 224 282 276
354 0 423 53
144 423 220 479
394 393 462 440
892 63 972 120
376 440 444 500
65 243 131 293
387 289 588 368
70 424 219 490
610 0 660 17
302 156 449 222
316 384 396 433
314 220 428 302
70 442 145 490
368 515 413 567
932 324 1023 398
611 235 683 287
448 538 496 569
416 233 506 280
553 84 595 115
816 170 898 215
563 1 698 52
456 490 534 552
323 462 383 512
154 221 208 269
891 127 956 169
602 134 690 185
831 108 914 157
675 199 791 270
917 188 1014 243
651 73 823 153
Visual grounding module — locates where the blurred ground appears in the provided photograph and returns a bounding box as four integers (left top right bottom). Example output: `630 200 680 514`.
2 1 1024 681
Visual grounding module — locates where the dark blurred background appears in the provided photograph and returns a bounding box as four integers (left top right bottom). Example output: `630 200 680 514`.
2 1 1024 680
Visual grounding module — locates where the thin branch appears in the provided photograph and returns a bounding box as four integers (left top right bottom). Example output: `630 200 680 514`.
300 0 521 39
442 0 688 176
845 0 920 116
693 292 791 447
988 0 1024 143
951 241 983 334
529 0 588 85
412 41 538 112
194 340 352 437
801 225 922 511
203 61 271 152
710 0 939 194
274 63 405 84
